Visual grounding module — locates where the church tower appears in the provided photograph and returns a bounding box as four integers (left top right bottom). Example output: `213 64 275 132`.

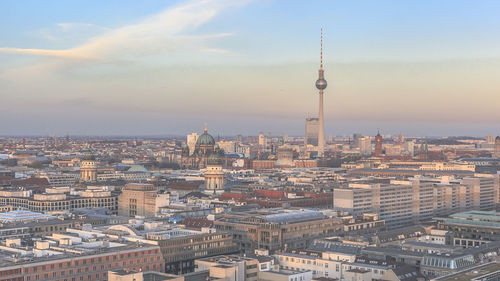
80 150 97 182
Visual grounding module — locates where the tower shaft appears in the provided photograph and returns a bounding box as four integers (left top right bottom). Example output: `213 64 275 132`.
318 90 325 157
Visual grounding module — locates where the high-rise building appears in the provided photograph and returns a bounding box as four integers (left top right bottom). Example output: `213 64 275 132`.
186 132 199 155
258 133 268 148
374 131 383 156
359 136 372 155
397 133 405 144
305 118 319 146
494 136 500 158
486 134 495 144
315 29 327 157
236 134 243 143
217 140 235 154
353 133 363 147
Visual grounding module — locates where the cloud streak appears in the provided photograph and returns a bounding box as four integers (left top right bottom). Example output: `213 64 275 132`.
0 0 241 62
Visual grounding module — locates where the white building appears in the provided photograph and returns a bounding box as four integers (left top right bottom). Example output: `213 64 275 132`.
187 133 199 155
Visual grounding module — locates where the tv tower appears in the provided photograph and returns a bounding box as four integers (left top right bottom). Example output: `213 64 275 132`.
315 29 327 157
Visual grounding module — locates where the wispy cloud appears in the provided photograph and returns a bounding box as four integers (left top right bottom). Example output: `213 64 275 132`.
56 22 111 33
0 0 242 62
0 47 97 60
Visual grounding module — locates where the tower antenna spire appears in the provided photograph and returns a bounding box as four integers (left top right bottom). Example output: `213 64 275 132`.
320 28 323 69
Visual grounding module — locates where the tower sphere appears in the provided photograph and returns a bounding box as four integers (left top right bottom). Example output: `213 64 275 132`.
316 78 327 90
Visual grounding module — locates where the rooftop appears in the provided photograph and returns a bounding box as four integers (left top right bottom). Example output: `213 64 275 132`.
433 262 500 281
439 210 500 228
0 210 53 223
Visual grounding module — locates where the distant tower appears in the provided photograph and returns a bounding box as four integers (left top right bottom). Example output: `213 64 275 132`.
374 131 383 156
204 154 224 194
80 150 97 182
315 29 327 157
494 136 500 158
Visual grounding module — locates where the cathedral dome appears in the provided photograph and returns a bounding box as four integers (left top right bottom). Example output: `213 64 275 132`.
196 129 215 146
207 153 222 165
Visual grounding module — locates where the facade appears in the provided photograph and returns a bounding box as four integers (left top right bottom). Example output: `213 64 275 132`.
0 188 118 214
495 136 500 158
0 218 82 240
358 136 372 155
258 133 268 148
0 228 164 281
276 148 294 167
362 241 500 278
144 229 238 274
186 132 199 156
0 246 164 281
334 182 414 229
80 152 97 182
204 164 224 194
118 183 170 218
259 269 312 281
39 172 79 187
214 209 342 253
334 175 500 229
436 210 500 247
305 118 319 146
275 248 421 281
195 255 260 281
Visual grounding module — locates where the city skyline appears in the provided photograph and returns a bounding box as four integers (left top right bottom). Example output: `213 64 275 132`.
1 0 500 136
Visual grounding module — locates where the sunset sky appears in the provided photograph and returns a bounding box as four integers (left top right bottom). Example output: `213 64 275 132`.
1 0 500 137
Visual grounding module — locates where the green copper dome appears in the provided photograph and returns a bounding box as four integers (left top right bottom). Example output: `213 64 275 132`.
196 127 215 146
82 150 96 161
207 153 222 165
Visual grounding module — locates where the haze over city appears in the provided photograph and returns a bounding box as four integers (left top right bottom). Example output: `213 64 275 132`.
1 0 500 136
5 2 500 281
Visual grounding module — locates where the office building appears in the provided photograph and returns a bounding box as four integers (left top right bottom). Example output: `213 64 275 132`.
0 228 164 281
214 209 343 252
195 255 260 281
186 132 199 156
0 186 118 214
436 210 500 247
118 183 170 218
305 118 319 146
495 136 500 158
334 175 500 229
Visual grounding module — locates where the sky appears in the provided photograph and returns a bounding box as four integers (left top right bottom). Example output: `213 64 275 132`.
1 0 500 137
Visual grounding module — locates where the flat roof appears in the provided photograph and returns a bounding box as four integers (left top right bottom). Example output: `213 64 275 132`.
434 262 500 281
